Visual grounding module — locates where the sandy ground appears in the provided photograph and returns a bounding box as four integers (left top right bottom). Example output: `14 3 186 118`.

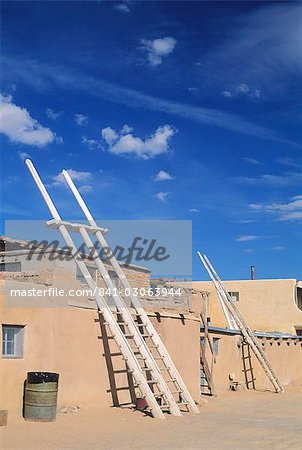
1 389 302 450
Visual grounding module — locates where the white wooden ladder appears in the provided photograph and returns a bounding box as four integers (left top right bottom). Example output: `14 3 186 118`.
197 252 283 394
25 159 199 419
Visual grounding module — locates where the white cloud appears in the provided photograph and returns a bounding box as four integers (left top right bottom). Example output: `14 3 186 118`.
243 157 263 165
101 127 118 144
270 246 286 251
18 151 31 161
113 3 130 13
249 195 302 221
155 192 169 203
7 58 291 143
46 108 63 120
101 124 176 159
52 169 92 187
0 94 56 146
222 84 261 99
206 3 302 93
235 172 302 187
276 157 302 169
81 136 102 149
79 185 93 194
140 37 177 67
155 170 173 181
237 235 260 242
189 208 200 213
238 84 250 94
237 219 257 224
75 113 89 126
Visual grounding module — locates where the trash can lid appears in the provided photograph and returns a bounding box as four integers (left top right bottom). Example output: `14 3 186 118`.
27 372 59 384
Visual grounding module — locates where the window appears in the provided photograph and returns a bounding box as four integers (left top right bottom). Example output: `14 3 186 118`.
297 287 302 311
0 262 21 272
213 338 219 355
2 325 24 358
228 291 239 302
76 265 96 286
108 270 120 289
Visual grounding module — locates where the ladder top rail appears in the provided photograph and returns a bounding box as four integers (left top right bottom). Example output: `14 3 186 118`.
47 219 108 235
62 169 95 224
25 159 61 220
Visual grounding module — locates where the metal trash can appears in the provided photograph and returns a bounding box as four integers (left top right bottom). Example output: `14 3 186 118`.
24 372 59 422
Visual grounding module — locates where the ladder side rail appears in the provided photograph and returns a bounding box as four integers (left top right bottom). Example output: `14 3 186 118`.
197 252 236 329
200 253 283 393
200 345 214 394
78 226 182 416
200 309 214 355
62 169 200 414
25 160 166 419
200 307 215 395
206 274 283 393
203 254 261 330
203 255 283 378
197 253 238 329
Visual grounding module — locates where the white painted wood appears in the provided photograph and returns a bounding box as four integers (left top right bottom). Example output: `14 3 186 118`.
200 252 283 393
26 160 166 419
78 225 182 417
197 252 236 329
62 169 200 414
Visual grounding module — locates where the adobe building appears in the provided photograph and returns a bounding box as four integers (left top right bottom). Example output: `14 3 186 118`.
1 235 302 419
0 236 200 415
170 277 302 393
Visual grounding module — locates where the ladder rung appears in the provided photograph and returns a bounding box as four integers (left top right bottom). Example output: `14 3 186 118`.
113 369 134 374
171 390 183 394
145 404 170 412
140 334 153 338
141 367 153 371
129 345 141 350
117 322 128 326
46 219 108 235
165 378 177 383
147 380 159 384
98 335 116 339
148 344 160 349
177 401 189 406
135 322 148 327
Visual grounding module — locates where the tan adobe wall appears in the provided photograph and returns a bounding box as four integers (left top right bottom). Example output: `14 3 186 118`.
0 280 200 414
204 331 302 392
95 263 151 291
173 280 302 334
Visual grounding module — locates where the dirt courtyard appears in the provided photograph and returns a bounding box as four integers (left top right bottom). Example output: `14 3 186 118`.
1 388 301 450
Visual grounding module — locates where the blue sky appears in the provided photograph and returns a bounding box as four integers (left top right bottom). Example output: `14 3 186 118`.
0 1 301 280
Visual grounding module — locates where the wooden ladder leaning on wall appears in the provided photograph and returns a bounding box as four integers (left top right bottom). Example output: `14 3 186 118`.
25 159 200 419
197 252 283 394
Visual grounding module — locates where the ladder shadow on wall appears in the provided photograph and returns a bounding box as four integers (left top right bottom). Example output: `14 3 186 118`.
96 311 137 408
